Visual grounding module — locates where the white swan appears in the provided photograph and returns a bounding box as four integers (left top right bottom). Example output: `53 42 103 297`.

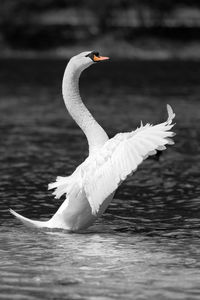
10 51 175 232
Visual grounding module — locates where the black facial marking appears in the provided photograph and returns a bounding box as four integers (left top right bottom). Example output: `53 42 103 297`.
93 51 99 57
86 51 100 61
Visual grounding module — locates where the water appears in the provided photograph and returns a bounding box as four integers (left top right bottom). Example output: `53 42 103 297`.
0 58 200 299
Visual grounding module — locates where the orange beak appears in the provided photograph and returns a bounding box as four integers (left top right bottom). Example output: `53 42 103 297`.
93 55 109 62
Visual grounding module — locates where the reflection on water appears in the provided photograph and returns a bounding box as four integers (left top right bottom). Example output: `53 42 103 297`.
1 227 199 300
0 59 200 299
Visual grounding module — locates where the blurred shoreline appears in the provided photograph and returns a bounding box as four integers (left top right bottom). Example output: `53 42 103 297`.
1 36 200 60
1 2 200 60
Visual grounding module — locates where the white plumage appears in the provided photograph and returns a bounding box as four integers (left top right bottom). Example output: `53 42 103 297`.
10 51 175 232
48 104 175 216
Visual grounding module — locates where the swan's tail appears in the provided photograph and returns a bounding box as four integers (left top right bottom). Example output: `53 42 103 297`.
9 209 48 228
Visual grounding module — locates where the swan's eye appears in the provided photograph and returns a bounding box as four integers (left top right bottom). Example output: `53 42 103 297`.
86 51 100 61
93 52 99 57
86 51 109 62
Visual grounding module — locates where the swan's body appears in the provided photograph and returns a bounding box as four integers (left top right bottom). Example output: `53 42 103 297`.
10 51 175 232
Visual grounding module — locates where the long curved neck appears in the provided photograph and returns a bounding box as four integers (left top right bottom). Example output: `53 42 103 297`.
62 62 108 154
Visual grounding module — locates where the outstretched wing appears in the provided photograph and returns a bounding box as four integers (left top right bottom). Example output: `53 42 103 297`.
83 105 176 215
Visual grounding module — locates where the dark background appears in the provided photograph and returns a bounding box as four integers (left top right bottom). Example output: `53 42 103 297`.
0 2 200 299
1 0 200 59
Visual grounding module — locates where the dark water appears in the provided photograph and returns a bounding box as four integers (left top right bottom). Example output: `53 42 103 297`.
0 58 200 300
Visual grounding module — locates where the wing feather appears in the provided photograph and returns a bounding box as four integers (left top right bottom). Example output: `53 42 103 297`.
83 105 176 215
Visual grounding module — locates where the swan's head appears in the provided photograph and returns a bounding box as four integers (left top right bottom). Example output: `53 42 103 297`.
69 51 109 72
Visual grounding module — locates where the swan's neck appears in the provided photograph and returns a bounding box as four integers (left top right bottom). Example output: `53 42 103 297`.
62 63 108 154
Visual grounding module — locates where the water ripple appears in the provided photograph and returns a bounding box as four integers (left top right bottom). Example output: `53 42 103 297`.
0 59 200 299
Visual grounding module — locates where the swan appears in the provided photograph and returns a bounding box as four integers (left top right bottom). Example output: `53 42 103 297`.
10 51 175 232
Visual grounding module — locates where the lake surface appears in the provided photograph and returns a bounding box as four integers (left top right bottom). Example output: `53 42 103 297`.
0 58 200 299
